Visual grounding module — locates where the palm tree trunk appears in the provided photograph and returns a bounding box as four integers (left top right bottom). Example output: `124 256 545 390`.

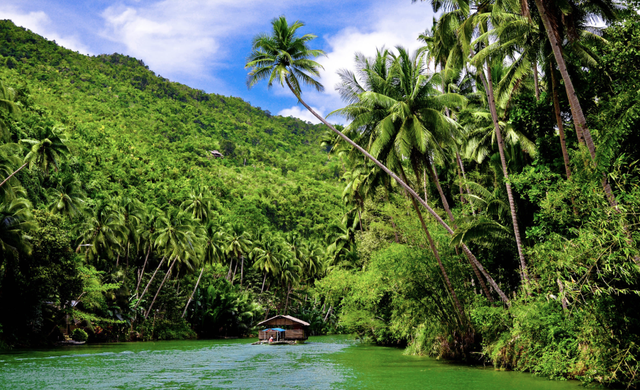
134 256 165 311
533 63 540 101
457 152 475 215
423 168 428 203
358 209 363 232
551 65 572 180
261 272 267 293
484 63 531 284
240 255 244 287
231 258 239 285
533 0 619 211
182 266 205 318
284 284 291 313
324 306 332 322
227 259 234 281
145 256 178 319
0 161 28 188
408 192 467 326
285 78 509 305
421 162 493 303
136 245 152 297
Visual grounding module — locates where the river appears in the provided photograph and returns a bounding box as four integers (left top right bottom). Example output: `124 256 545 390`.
0 336 582 389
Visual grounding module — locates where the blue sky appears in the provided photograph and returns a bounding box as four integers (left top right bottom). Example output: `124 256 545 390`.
1 1 436 124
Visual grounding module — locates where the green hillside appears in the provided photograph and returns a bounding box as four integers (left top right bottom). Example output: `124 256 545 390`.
0 20 346 346
0 20 343 236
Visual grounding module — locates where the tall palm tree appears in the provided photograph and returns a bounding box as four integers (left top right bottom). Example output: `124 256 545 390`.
145 208 201 318
225 223 252 286
77 201 127 264
246 15 509 305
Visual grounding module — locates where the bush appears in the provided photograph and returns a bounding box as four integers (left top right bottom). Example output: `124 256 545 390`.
71 328 88 342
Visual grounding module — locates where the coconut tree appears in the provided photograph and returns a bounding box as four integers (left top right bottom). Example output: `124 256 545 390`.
225 223 252 286
77 201 127 264
0 189 35 267
0 127 69 188
145 208 200 319
47 175 86 220
246 15 509 305
0 81 20 140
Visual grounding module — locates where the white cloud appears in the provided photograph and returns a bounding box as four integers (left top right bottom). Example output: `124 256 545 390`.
100 0 299 78
0 6 92 54
278 105 324 124
304 2 434 119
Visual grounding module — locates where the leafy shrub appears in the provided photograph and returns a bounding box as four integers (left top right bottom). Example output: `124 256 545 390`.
71 328 88 342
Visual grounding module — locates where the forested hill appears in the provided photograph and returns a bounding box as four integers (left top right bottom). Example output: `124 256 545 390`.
0 19 343 236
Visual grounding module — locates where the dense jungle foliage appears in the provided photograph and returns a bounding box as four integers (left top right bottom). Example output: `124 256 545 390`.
1 0 640 387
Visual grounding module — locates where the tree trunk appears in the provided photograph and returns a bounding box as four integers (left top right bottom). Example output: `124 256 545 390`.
484 62 531 284
136 245 152 297
145 256 178 319
240 255 244 287
358 209 364 232
231 258 239 285
182 266 205 318
284 284 291 313
422 162 493 303
533 62 540 101
423 168 428 203
134 256 165 311
0 161 28 188
226 259 234 282
261 272 267 293
551 65 572 180
409 193 467 326
324 306 332 322
533 0 619 212
284 78 509 305
457 152 475 215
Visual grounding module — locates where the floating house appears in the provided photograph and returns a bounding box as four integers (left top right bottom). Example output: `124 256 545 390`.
257 315 310 343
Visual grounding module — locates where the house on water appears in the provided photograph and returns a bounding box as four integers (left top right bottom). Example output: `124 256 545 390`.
257 315 310 343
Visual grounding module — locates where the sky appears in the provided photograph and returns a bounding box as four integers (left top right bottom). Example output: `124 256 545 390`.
0 1 437 124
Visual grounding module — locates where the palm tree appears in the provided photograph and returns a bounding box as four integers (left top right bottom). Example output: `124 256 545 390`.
182 219 227 318
180 188 216 221
77 201 127 264
434 0 532 284
47 176 86 220
0 127 69 188
0 81 20 140
252 234 283 293
145 208 201 318
225 223 252 286
0 190 35 267
246 15 509 305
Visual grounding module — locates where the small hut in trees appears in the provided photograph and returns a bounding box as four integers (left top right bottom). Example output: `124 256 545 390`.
210 150 224 158
257 315 310 343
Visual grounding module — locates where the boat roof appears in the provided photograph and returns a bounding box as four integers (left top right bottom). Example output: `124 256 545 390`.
257 315 310 327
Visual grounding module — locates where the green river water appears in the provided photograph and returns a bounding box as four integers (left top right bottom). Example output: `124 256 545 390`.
0 336 583 389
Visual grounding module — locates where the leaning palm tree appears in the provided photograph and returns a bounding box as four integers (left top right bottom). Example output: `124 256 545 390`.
246 15 509 305
0 127 69 188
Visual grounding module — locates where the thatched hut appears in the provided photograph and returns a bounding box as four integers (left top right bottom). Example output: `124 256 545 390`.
257 315 310 342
